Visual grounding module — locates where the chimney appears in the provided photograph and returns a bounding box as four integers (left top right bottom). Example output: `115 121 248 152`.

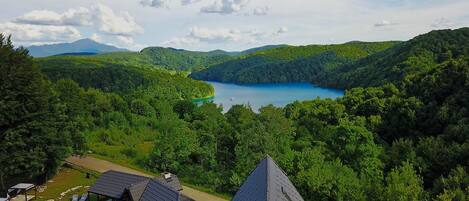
162 172 172 180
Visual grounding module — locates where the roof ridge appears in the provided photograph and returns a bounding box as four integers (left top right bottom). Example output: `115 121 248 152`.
265 156 270 201
137 179 152 201
152 178 181 200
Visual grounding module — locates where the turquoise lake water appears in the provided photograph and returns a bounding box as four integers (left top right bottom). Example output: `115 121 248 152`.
196 82 344 112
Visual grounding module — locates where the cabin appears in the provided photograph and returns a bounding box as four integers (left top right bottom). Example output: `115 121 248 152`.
88 156 304 201
232 155 305 201
88 171 192 201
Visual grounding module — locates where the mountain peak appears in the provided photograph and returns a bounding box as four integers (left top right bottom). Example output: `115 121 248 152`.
74 38 99 43
27 38 129 57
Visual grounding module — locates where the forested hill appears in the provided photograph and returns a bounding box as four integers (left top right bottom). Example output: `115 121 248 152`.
318 28 469 89
43 44 287 72
35 56 214 100
189 41 399 83
138 47 234 71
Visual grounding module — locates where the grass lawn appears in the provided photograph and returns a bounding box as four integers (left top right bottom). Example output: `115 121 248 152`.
36 167 97 201
89 141 156 176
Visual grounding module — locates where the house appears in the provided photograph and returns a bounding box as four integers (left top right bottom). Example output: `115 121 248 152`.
232 155 305 201
88 171 192 201
88 155 304 201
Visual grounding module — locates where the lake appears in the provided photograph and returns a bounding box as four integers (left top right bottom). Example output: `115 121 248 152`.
195 82 344 112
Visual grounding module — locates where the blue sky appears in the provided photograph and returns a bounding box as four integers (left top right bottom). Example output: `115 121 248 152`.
0 0 468 51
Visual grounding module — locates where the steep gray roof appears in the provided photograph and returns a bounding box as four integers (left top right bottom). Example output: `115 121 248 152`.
89 171 149 199
155 173 183 191
232 155 304 201
89 171 192 201
140 179 183 201
128 180 150 201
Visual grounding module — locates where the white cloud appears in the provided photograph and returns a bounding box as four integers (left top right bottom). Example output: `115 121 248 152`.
163 26 246 46
163 26 288 47
277 26 288 34
201 0 250 14
181 0 202 6
140 0 201 8
92 4 144 36
163 37 199 46
13 4 143 37
116 35 134 45
431 17 455 29
90 33 102 42
189 26 242 43
253 7 269 16
140 0 169 8
374 20 397 27
112 35 146 51
0 22 81 43
15 8 92 26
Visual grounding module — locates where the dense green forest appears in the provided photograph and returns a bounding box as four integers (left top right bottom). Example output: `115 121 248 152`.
0 35 213 190
189 41 399 83
2 28 469 201
318 28 469 89
41 44 286 72
35 56 213 99
40 47 232 71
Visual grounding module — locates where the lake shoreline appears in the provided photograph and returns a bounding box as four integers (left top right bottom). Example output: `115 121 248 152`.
192 95 215 102
193 81 344 112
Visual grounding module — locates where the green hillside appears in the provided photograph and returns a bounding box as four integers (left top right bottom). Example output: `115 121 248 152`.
139 47 234 71
189 41 399 83
35 56 214 99
317 28 469 88
44 45 287 72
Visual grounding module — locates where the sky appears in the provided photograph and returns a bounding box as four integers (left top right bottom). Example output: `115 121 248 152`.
0 0 468 51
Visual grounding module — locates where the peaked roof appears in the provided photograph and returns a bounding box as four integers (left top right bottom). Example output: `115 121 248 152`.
232 155 304 201
89 171 193 201
128 180 150 201
155 173 183 191
89 171 149 199
139 179 182 201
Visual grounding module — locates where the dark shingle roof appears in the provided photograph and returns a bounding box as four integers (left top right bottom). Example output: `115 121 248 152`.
232 155 304 201
140 179 182 201
89 171 149 199
89 171 192 201
155 173 183 191
128 180 150 201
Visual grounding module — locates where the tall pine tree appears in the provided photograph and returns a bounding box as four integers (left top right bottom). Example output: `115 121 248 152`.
0 34 73 190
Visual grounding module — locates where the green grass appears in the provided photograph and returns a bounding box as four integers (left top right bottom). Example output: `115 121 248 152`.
89 153 159 177
180 181 233 200
88 141 155 174
36 167 97 201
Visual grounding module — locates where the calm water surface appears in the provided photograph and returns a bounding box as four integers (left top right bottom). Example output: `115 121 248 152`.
196 82 344 112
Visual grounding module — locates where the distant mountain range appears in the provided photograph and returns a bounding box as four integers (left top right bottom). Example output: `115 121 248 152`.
27 39 129 57
34 42 289 71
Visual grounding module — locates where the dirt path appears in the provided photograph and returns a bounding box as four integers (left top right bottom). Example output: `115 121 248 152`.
66 156 228 201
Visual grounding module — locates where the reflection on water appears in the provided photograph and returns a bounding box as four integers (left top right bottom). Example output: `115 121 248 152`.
195 82 344 112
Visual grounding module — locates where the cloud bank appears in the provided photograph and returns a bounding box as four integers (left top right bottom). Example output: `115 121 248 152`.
201 0 250 14
1 4 143 48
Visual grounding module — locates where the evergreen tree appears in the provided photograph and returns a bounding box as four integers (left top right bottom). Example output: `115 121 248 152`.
0 34 73 189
